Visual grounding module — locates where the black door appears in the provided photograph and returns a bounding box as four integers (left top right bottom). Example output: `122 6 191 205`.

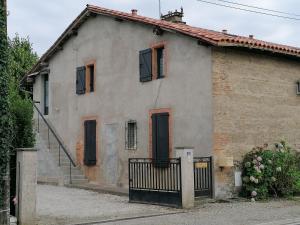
152 113 169 162
84 120 97 166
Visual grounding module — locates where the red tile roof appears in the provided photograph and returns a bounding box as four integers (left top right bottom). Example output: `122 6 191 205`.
87 5 300 57
28 5 300 75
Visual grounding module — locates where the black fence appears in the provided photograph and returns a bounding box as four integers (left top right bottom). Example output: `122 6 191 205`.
128 158 182 207
194 157 213 197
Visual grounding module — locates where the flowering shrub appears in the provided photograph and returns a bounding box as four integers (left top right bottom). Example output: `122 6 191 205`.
241 141 300 200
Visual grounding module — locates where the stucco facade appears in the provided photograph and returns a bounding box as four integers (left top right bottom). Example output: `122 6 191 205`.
212 48 300 197
33 14 214 188
31 6 300 199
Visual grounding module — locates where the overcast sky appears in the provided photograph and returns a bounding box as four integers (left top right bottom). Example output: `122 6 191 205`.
7 0 300 56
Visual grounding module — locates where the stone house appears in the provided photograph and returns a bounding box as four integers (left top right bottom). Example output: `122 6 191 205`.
27 4 300 198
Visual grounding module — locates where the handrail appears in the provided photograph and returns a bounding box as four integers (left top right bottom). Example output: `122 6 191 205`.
32 102 76 167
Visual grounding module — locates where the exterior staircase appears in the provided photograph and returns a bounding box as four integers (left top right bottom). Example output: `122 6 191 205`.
34 103 88 186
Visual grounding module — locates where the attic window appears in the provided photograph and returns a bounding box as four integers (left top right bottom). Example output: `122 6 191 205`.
152 43 166 80
76 63 95 95
139 42 167 83
156 47 164 79
87 64 95 93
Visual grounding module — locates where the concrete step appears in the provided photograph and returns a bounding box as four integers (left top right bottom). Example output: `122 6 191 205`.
51 152 72 159
35 119 88 186
67 178 89 184
64 175 88 180
60 166 84 176
59 162 77 167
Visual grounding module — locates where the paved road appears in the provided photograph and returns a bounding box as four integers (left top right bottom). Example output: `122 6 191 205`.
79 216 300 225
76 202 300 225
37 185 300 225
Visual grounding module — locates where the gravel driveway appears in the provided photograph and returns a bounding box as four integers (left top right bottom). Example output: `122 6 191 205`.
37 184 300 225
37 184 177 225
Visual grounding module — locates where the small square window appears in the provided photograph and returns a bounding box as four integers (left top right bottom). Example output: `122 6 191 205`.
125 120 137 150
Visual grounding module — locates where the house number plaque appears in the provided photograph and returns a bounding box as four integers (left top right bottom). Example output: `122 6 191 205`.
195 162 208 168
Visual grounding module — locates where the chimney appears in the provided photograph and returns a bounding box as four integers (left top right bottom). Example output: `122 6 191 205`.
222 29 228 34
161 7 186 24
131 9 138 16
249 34 254 39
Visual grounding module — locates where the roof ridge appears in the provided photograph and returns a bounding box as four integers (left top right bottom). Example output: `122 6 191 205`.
86 4 300 52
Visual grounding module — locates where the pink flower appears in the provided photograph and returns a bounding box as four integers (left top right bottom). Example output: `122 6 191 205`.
257 156 262 162
13 196 18 206
259 164 265 170
251 191 257 197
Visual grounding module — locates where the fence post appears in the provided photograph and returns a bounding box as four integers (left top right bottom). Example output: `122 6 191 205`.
175 147 194 208
16 148 37 225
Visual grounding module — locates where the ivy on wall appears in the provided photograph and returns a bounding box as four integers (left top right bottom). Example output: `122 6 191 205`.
0 0 13 209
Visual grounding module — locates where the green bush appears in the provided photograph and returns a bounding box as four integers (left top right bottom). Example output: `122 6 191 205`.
241 140 300 200
9 79 35 148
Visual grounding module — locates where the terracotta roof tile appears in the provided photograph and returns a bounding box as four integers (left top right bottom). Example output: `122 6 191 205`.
87 4 300 57
28 5 300 75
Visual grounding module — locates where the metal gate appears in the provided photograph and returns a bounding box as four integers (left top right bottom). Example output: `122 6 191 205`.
128 158 182 207
194 157 213 197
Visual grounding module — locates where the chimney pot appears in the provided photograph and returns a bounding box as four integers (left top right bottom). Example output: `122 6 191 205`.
131 9 138 16
161 8 185 24
249 34 254 39
222 29 228 34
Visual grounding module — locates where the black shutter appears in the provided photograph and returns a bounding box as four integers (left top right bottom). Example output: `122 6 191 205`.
152 113 169 163
76 66 86 94
84 120 97 166
152 115 157 160
139 49 152 82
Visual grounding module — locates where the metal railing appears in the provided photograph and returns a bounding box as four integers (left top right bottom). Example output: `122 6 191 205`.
194 156 213 198
32 101 76 184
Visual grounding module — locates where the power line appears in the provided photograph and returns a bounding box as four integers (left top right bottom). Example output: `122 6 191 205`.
197 0 300 21
216 0 300 17
159 0 162 18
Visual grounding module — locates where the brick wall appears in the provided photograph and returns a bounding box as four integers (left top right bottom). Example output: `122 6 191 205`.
212 47 300 198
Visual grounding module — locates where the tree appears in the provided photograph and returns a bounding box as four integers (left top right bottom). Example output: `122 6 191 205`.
7 35 38 82
0 0 13 224
7 34 38 149
7 35 38 217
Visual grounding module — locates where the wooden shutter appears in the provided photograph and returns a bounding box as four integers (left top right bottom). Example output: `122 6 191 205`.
84 120 97 166
76 66 86 94
139 49 152 82
152 113 169 162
